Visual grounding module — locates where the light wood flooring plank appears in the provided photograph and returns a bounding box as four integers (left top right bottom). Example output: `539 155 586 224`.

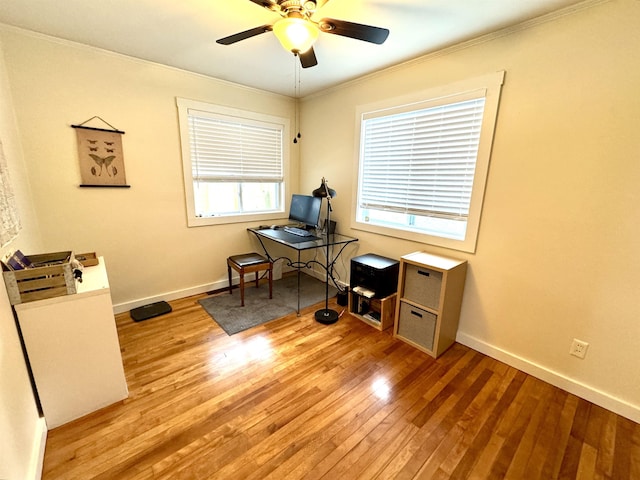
41 292 640 480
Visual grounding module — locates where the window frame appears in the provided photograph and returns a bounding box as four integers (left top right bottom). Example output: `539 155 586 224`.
351 71 505 253
177 97 291 227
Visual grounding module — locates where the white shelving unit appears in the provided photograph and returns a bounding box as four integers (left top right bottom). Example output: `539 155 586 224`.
394 251 467 358
15 257 128 429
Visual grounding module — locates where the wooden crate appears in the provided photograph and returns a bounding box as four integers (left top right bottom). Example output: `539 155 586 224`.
2 251 77 305
76 252 98 267
349 291 397 331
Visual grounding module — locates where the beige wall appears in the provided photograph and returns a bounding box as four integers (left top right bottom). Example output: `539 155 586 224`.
0 36 45 480
0 27 298 310
300 0 640 421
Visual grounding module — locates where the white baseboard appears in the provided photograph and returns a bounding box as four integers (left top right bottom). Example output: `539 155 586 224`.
112 266 285 315
29 417 47 480
113 281 223 314
111 267 340 316
456 332 640 424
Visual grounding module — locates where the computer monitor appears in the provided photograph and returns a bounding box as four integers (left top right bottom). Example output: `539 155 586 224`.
288 194 322 229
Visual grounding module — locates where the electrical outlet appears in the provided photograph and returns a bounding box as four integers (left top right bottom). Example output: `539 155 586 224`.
570 339 589 359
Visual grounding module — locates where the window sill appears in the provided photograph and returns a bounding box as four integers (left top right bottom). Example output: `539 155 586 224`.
187 212 287 227
351 220 477 254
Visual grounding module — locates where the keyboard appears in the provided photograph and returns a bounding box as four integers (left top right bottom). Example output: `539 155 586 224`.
283 226 313 237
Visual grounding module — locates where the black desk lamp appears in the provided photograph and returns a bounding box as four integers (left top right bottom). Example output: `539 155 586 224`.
312 177 339 324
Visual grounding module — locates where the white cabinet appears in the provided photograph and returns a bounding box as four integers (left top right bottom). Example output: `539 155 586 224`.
394 251 467 358
15 257 128 429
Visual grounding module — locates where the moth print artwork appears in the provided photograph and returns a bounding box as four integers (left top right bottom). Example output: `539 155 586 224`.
75 127 127 186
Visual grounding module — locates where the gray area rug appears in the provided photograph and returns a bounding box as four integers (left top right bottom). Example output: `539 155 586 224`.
199 274 337 335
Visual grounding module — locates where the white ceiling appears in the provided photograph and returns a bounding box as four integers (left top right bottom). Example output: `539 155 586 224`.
0 0 587 97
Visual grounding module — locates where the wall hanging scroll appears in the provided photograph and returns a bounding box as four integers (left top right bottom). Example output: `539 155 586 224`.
72 116 130 188
0 138 21 247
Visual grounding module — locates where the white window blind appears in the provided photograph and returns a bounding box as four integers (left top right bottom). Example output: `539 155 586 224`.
360 97 485 221
188 110 284 184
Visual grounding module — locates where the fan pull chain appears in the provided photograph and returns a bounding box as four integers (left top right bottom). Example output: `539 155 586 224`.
293 56 301 144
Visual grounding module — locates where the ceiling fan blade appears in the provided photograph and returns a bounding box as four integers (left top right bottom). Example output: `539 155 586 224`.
308 0 329 12
247 0 280 12
319 18 389 44
299 47 318 69
216 25 273 45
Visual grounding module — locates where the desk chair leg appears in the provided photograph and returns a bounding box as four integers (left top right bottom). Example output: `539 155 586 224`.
227 264 233 295
239 272 246 307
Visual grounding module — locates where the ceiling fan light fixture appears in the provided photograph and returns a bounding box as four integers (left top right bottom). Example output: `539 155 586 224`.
273 16 319 54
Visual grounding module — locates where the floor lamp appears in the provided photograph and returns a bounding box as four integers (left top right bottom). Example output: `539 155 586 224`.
312 177 339 324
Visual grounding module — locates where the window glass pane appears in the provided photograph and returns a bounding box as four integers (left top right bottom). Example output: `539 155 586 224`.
193 182 280 217
357 207 467 240
193 182 238 217
240 183 280 213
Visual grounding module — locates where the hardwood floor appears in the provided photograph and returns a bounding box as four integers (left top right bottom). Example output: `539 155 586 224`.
43 293 640 479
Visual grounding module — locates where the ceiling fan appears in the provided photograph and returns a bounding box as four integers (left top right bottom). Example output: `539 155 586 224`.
216 0 390 68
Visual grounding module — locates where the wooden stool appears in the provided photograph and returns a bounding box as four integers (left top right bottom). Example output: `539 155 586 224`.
227 253 273 307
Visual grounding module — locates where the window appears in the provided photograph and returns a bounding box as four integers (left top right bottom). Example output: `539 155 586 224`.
177 98 290 227
352 71 504 252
